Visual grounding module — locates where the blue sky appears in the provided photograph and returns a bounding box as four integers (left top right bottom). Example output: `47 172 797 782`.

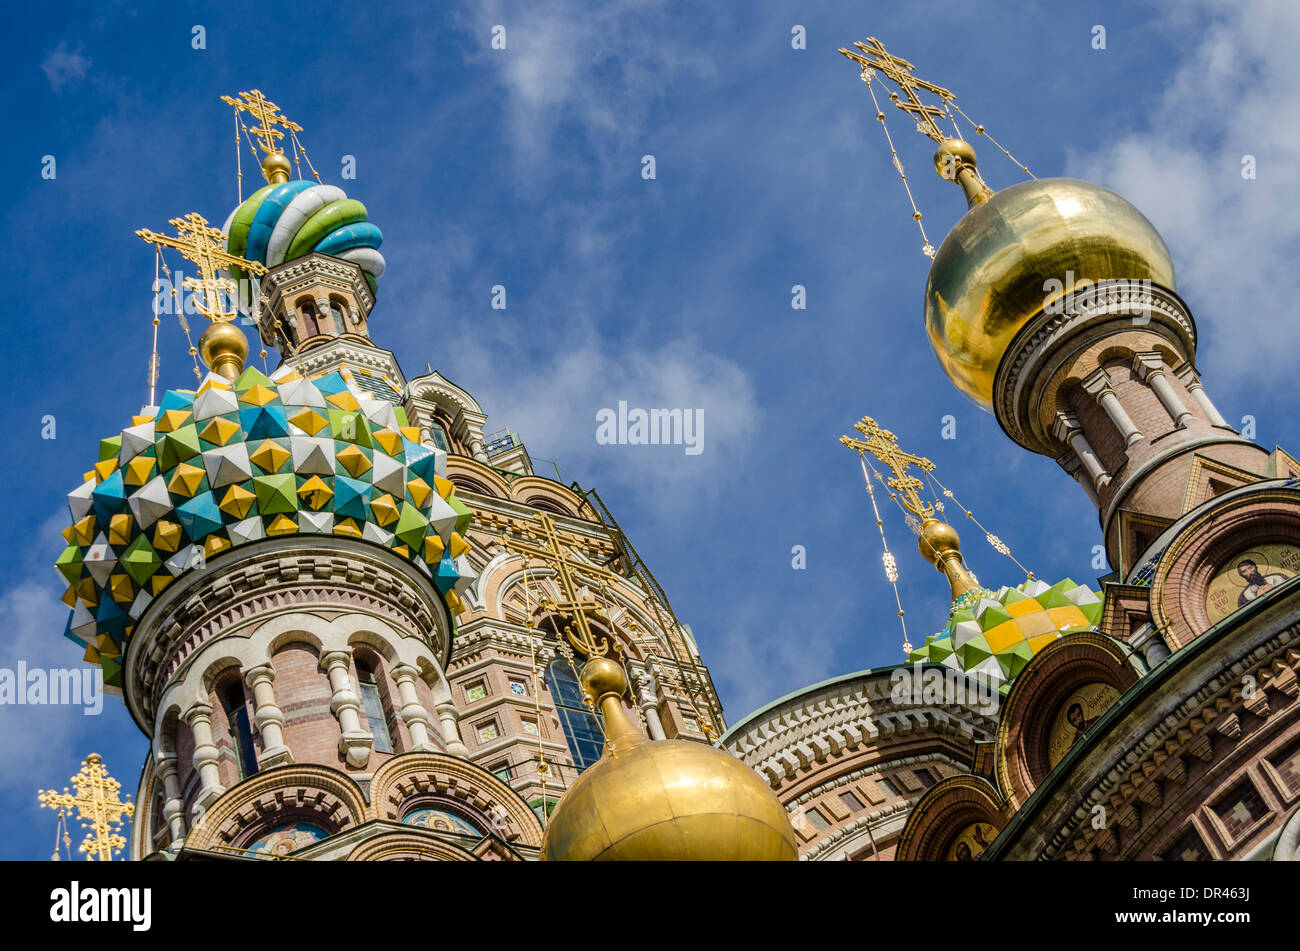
3 0 1297 859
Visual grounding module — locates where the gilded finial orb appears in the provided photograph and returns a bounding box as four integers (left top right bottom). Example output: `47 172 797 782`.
198 320 249 381
542 657 798 861
918 518 961 565
261 151 292 184
933 137 977 177
925 178 1176 408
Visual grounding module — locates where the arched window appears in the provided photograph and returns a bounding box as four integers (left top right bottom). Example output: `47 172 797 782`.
545 659 604 772
329 296 347 332
221 681 258 780
297 298 319 337
357 659 395 754
426 421 451 453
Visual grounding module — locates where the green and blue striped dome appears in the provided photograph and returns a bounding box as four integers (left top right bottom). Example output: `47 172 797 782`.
222 179 385 296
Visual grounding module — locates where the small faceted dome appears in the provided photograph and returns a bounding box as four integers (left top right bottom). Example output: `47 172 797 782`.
55 364 474 690
222 179 385 296
542 658 798 861
925 178 1176 408
909 578 1102 693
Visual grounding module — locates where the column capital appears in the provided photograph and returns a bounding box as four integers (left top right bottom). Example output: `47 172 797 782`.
1131 350 1166 380
1080 368 1114 397
183 701 214 726
1052 411 1082 443
1172 360 1201 388
243 663 275 687
319 649 353 673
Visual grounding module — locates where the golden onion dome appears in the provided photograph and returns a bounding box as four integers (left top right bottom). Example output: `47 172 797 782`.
541 657 798 861
924 173 1176 408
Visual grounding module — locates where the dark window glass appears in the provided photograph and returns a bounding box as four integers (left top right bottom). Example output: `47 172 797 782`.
222 682 258 779
358 661 394 754
545 659 604 771
429 423 451 452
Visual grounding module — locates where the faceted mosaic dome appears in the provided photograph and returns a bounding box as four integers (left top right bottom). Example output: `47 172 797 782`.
56 363 474 691
908 578 1102 693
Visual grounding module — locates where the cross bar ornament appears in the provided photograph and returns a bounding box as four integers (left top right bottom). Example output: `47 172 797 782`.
501 512 624 659
38 754 134 861
840 416 937 521
838 37 956 144
221 88 302 156
136 212 268 324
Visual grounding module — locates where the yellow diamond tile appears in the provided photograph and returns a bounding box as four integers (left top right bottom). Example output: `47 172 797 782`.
326 390 361 412
83 644 100 664
445 590 464 615
289 408 330 436
108 573 134 604
275 368 303 384
336 444 372 478
391 544 410 559
82 469 96 483
249 439 292 473
406 477 432 508
1010 610 1059 639
423 535 444 561
61 523 75 544
983 619 1027 654
151 574 174 596
219 484 257 520
400 426 422 442
71 515 96 546
238 384 279 407
155 408 192 434
123 455 157 486
199 416 241 446
333 518 363 538
266 514 298 536
95 633 120 658
1047 605 1090 630
93 458 118 481
108 513 133 546
433 475 454 500
204 534 231 557
372 430 403 456
1027 632 1062 654
153 519 182 553
1005 598 1043 618
168 462 206 498
131 414 155 426
61 586 77 608
76 578 97 607
370 493 400 527
298 475 334 510
448 531 470 559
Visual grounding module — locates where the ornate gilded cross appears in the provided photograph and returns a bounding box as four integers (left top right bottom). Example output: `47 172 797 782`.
501 512 624 658
840 416 937 520
838 37 955 144
220 88 302 156
136 212 268 323
38 754 134 861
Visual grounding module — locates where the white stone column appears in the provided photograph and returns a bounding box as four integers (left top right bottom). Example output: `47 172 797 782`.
1082 369 1142 446
391 664 438 752
1053 412 1110 489
320 650 373 768
630 669 667 740
1133 352 1194 428
1056 451 1099 506
183 702 225 815
1175 363 1231 428
244 664 293 768
435 701 470 757
154 754 187 849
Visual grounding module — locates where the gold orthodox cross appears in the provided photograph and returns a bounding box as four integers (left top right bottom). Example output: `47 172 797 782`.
501 512 624 658
220 88 302 156
838 37 955 144
136 212 268 323
38 754 134 861
840 416 937 520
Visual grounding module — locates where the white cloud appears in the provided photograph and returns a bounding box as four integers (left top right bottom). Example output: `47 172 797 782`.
1070 0 1300 391
41 42 90 93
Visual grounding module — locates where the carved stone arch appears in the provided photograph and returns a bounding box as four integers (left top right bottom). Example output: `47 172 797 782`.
368 751 544 848
184 764 369 855
1149 487 1300 649
507 475 588 515
444 458 512 498
346 831 477 861
896 774 1007 861
994 631 1137 810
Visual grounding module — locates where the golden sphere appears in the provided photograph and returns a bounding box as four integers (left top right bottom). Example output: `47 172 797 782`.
925 178 1176 408
580 656 627 705
541 736 799 861
261 152 292 183
933 137 977 179
198 321 249 381
918 519 961 565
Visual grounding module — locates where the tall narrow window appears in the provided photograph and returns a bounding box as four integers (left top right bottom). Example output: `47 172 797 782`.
329 297 347 332
298 299 319 337
545 659 604 771
428 422 451 453
357 660 395 754
222 681 258 780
